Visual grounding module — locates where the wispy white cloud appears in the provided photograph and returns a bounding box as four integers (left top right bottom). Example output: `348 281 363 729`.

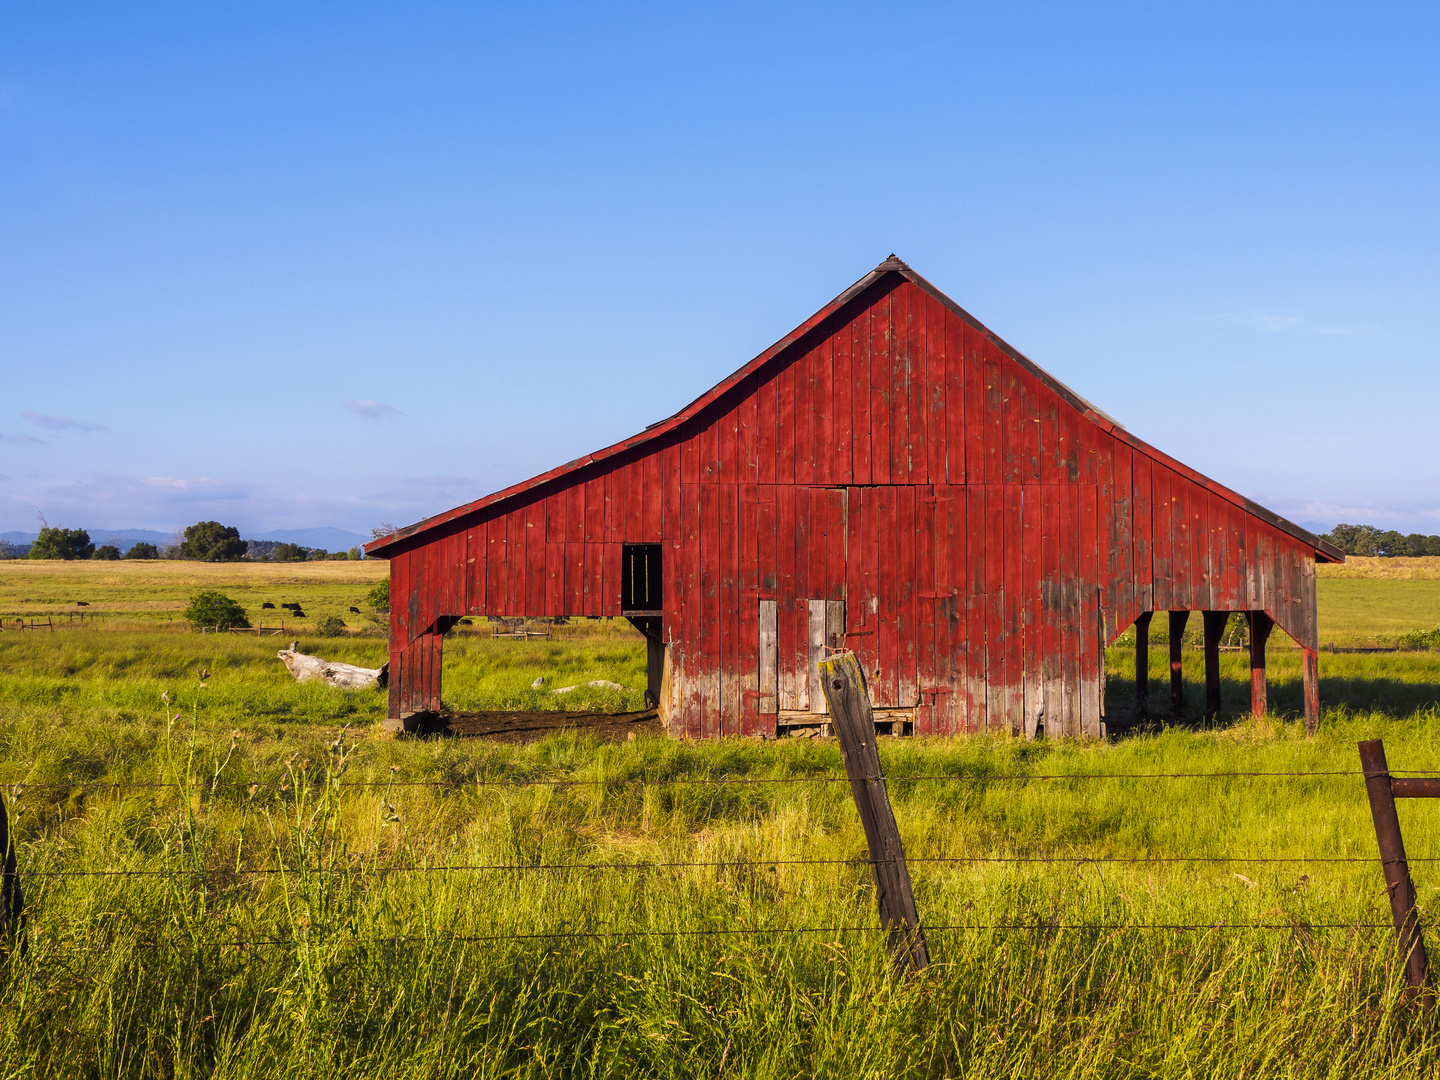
1212 313 1382 337
1315 325 1383 338
345 400 401 419
0 431 43 444
22 411 110 433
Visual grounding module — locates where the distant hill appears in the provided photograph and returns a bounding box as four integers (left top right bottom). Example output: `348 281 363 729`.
248 528 370 552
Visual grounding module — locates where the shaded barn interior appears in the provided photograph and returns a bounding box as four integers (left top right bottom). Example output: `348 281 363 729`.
366 256 1342 737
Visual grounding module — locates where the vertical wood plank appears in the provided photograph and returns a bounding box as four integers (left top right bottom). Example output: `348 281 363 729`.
776 354 796 487
756 368 777 487
739 481 761 735
808 599 828 714
945 305 966 485
924 294 946 488
915 485 938 733
896 484 918 708
966 485 988 732
719 482 740 734
815 330 834 486
759 599 778 715
794 343 814 488
870 285 892 485
776 484 799 711
1079 483 1101 736
833 303 853 486
851 299 872 486
1021 483 1042 737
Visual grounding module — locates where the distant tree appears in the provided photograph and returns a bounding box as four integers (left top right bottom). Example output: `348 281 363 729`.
28 527 94 560
181 590 251 631
274 543 308 562
1424 536 1440 557
371 522 398 539
124 541 158 560
348 547 362 561
179 521 247 562
1375 530 1406 558
367 578 390 613
92 544 121 560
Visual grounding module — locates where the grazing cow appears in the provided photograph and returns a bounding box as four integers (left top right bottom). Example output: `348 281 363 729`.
348 606 360 614
261 602 276 609
291 609 307 618
75 601 89 607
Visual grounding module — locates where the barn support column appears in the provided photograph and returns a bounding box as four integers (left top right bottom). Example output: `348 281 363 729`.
385 616 460 733
1303 648 1320 737
1133 612 1152 719
1168 611 1189 714
1202 611 1227 719
1247 612 1273 717
626 617 665 709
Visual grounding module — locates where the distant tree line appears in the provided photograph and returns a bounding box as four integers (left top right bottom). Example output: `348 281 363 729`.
1319 523 1440 557
5 520 362 561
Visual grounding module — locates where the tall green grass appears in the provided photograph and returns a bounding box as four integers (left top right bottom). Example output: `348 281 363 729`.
6 689 1440 1075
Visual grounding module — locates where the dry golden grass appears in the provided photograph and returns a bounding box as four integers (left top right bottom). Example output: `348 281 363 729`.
0 558 388 628
1317 555 1440 580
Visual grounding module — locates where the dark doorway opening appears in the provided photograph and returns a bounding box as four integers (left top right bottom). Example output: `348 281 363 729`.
622 543 663 615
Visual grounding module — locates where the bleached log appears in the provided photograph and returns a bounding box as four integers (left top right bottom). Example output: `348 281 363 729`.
277 642 387 690
552 679 625 694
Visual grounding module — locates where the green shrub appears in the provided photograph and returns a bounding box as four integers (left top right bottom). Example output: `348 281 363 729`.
317 615 347 637
91 544 121 561
181 590 251 631
274 543 308 562
367 578 390 613
1398 627 1440 650
124 541 158 560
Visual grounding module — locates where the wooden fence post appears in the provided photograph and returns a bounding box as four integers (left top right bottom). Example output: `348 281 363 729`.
819 650 928 975
1133 611 1152 719
1 790 23 955
1358 739 1433 1008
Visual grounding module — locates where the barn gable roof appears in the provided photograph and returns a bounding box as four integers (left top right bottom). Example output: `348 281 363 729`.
367 256 1342 562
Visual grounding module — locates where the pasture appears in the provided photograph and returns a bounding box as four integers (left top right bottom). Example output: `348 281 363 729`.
2 558 1440 1077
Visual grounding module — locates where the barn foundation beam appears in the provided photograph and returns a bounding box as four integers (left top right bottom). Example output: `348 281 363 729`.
1133 612 1152 719
1168 611 1189 714
1203 611 1228 719
1248 611 1273 717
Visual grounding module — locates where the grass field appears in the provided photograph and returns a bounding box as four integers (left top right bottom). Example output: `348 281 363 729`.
4 558 1440 1076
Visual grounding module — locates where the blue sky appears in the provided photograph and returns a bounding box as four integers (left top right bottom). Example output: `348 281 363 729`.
1 2 1436 537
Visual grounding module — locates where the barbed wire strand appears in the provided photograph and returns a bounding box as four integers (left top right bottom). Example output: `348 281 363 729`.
2 769 1409 793
18 853 1425 878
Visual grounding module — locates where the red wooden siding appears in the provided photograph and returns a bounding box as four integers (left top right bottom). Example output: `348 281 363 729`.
375 261 1335 735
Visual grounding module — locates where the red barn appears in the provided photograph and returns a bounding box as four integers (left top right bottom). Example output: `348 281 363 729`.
365 256 1342 737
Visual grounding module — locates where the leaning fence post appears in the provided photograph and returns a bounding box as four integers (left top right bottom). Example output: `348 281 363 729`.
819 650 928 975
1 790 23 956
1358 738 1432 1007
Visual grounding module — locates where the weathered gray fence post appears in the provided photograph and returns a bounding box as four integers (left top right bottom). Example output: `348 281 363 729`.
1358 738 1433 1010
819 650 929 974
1 790 23 955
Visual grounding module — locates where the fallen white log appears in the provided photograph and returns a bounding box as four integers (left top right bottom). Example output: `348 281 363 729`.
552 679 625 695
277 641 387 690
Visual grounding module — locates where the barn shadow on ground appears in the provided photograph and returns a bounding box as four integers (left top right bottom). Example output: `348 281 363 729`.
1104 671 1440 734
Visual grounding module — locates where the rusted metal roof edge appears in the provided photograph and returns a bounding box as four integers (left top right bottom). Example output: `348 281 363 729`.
899 263 1343 564
365 261 899 557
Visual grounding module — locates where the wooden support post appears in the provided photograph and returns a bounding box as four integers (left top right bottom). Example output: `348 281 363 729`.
1168 611 1189 714
0 790 22 956
1202 611 1227 719
1358 739 1433 1007
1303 647 1320 736
819 650 928 975
1248 611 1272 717
1134 612 1152 719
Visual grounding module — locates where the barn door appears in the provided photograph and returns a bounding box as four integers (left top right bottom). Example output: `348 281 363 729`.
765 487 848 716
